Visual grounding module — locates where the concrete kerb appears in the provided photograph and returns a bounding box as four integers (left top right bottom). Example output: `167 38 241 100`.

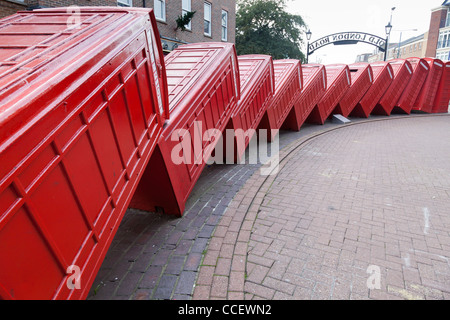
192 112 450 300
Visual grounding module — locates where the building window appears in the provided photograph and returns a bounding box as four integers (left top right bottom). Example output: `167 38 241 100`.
436 51 450 61
182 0 192 30
446 9 450 27
154 0 166 21
437 30 450 49
117 0 132 6
204 2 212 36
438 30 450 49
221 10 228 41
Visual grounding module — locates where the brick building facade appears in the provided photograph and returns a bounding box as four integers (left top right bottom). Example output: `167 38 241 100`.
141 0 236 53
0 0 236 54
433 1 450 61
0 1 27 17
425 2 450 59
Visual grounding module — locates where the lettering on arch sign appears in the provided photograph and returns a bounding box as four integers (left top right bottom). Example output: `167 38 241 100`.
308 32 387 55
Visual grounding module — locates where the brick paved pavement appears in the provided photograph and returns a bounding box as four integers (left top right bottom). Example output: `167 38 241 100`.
87 115 339 300
88 113 450 300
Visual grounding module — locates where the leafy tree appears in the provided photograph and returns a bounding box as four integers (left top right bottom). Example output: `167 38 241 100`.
235 0 308 61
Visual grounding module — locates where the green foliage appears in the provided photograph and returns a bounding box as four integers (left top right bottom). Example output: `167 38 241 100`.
176 11 196 31
236 0 307 61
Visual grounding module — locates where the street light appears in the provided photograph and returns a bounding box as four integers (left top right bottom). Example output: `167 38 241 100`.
306 29 312 63
384 22 392 61
385 22 393 37
384 7 395 61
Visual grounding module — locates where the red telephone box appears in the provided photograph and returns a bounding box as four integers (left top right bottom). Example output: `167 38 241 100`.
307 64 351 124
258 59 302 141
283 63 327 131
432 61 450 113
394 57 429 114
0 7 168 299
335 63 373 118
413 58 444 113
130 42 240 216
373 59 413 115
350 62 394 118
227 55 275 162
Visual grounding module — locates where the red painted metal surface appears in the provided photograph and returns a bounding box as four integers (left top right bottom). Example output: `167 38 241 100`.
307 64 350 124
130 42 240 216
227 54 274 162
334 63 373 118
432 61 450 113
258 59 302 141
350 61 394 118
283 63 326 131
373 59 413 116
0 7 168 299
394 57 429 114
413 58 444 113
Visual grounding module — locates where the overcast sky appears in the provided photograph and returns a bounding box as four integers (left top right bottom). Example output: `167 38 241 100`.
286 0 445 64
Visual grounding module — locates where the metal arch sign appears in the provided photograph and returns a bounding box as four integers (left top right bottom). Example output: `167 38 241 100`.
308 31 387 55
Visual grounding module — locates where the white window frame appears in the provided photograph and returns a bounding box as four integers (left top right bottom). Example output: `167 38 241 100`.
438 29 450 49
117 0 132 6
182 0 192 31
446 9 450 27
221 10 228 41
436 50 450 61
204 2 212 37
154 0 166 22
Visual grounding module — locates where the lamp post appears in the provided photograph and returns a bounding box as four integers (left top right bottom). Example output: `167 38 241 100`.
306 29 312 63
384 7 395 61
384 22 393 61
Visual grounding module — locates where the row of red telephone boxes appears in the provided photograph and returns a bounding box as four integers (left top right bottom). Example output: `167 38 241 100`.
131 48 450 218
0 7 448 299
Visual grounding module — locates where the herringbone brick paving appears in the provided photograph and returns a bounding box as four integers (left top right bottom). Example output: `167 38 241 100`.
194 114 450 300
88 114 450 300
